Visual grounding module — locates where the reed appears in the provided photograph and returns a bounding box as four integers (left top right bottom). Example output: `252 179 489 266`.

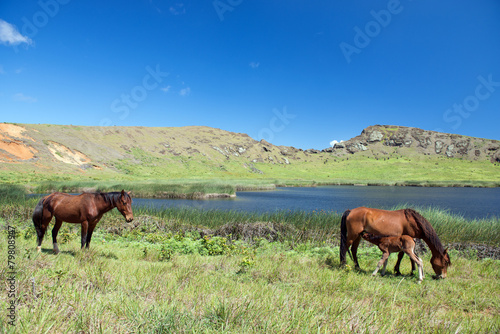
32 180 238 198
2 184 498 246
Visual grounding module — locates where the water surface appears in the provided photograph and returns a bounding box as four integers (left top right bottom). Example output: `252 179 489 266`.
133 186 500 219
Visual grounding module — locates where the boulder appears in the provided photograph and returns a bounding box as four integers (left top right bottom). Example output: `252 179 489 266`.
446 144 455 157
455 140 469 155
368 130 384 142
435 141 444 154
333 142 345 149
346 142 368 154
491 151 500 163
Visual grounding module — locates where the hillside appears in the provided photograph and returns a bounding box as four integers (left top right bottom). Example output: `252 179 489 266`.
0 123 499 186
327 125 500 163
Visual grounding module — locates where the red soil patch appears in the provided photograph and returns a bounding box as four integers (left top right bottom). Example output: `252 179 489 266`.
0 124 37 161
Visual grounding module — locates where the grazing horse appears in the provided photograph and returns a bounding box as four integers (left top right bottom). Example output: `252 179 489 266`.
360 231 424 282
32 190 133 254
340 207 451 279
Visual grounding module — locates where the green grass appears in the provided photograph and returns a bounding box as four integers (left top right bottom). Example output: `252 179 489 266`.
1 227 499 333
0 189 499 333
1 146 499 188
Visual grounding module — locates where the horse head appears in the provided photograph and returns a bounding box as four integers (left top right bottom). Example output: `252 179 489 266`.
431 248 451 279
116 190 134 222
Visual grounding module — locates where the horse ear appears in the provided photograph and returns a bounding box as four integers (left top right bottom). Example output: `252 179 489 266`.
444 248 448 254
127 191 131 195
121 190 125 197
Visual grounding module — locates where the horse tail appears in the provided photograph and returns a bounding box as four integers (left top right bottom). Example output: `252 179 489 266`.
404 208 446 257
340 209 351 264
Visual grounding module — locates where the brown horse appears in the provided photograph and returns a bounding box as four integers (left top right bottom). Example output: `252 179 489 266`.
360 231 424 282
340 207 451 278
32 190 133 254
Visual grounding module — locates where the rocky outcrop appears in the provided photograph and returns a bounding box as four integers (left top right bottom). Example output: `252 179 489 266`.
328 125 500 163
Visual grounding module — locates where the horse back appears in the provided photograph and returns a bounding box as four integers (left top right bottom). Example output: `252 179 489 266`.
349 207 419 237
44 192 97 223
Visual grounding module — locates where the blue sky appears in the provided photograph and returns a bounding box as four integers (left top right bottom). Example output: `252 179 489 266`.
1 0 500 149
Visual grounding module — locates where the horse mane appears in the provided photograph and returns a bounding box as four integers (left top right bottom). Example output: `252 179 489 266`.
96 192 129 206
404 208 446 255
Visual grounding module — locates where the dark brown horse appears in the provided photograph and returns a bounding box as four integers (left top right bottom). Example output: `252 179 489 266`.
32 190 133 254
340 207 451 278
360 231 424 282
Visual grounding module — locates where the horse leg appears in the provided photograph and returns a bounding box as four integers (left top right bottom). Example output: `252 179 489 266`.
51 218 63 254
351 236 362 269
381 257 389 276
394 252 404 276
341 234 357 266
381 252 391 276
407 248 424 282
85 221 98 249
80 221 89 249
410 258 416 274
373 252 390 277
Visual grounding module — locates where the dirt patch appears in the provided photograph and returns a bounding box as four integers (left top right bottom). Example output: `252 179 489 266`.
0 141 37 161
47 141 91 166
0 123 31 140
0 124 37 161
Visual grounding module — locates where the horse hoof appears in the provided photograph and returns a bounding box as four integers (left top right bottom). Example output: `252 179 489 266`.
53 243 60 254
36 246 41 253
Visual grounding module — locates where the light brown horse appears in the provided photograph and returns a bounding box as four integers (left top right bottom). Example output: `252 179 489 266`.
340 207 451 279
32 190 133 254
360 231 424 282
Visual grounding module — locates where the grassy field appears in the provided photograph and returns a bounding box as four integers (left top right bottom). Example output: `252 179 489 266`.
2 155 499 189
0 190 499 333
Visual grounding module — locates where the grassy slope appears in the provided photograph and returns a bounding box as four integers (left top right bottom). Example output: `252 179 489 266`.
0 124 499 188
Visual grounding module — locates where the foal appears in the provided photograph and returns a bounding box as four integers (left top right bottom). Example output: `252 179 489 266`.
361 231 424 282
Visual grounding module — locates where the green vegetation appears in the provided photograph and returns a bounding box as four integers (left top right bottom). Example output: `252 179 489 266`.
1 123 499 189
32 180 238 199
0 188 499 332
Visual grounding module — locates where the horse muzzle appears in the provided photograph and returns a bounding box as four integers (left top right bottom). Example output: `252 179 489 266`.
126 216 134 223
432 274 446 280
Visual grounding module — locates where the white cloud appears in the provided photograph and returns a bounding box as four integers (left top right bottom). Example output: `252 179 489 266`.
161 85 171 92
179 87 191 97
249 61 260 69
330 139 343 147
13 93 37 103
0 19 32 46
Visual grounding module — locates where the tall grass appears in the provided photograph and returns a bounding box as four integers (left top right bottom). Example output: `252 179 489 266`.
131 204 500 246
32 180 238 198
3 182 497 246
